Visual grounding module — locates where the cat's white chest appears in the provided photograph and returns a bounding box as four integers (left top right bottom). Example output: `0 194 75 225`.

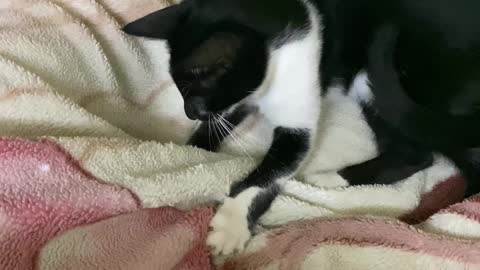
252 10 322 130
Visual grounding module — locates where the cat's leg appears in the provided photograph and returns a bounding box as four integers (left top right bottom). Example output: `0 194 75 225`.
187 105 252 152
207 127 311 255
339 146 434 185
340 103 434 186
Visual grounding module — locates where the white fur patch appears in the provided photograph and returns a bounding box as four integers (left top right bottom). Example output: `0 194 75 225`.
251 1 322 130
207 187 261 255
348 71 374 104
300 87 378 174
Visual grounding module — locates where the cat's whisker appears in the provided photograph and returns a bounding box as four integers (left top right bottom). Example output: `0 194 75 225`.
177 81 194 97
217 115 253 149
213 116 226 141
217 114 264 148
215 114 255 162
214 117 229 145
218 114 279 161
183 86 193 98
211 117 221 146
208 115 212 150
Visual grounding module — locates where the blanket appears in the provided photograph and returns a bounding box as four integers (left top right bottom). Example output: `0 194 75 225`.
0 0 479 269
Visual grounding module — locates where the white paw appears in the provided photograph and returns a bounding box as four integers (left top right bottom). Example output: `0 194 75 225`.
207 187 260 256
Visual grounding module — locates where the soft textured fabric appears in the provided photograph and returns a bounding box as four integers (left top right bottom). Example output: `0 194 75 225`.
0 0 479 269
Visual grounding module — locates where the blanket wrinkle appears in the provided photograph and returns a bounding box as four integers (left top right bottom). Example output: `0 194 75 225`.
37 207 214 270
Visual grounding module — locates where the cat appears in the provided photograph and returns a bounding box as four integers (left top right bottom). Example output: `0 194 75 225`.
123 0 480 255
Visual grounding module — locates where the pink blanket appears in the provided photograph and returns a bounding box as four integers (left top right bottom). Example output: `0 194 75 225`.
1 138 480 270
0 138 212 270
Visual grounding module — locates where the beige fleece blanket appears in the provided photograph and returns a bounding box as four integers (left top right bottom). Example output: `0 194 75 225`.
1 0 479 269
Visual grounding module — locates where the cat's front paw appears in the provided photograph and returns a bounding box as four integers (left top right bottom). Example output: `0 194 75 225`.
207 197 251 256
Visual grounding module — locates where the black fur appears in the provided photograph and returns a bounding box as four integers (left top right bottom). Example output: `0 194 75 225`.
232 127 310 229
366 24 480 150
187 104 254 151
230 127 311 196
339 105 434 185
123 0 480 236
248 183 281 230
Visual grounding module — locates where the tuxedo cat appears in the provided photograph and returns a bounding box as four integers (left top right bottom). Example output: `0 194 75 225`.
123 0 480 255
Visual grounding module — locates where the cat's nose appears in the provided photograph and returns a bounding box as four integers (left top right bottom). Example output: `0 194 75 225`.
184 97 210 121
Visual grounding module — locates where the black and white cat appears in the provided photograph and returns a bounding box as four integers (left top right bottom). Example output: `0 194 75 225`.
123 0 480 255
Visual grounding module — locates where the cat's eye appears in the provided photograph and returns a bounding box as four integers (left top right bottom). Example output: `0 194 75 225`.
190 67 211 76
189 63 229 78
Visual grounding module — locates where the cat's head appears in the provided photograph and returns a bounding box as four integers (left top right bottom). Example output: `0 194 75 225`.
123 0 269 120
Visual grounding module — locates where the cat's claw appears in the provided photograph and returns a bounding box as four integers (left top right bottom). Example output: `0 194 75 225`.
207 197 251 256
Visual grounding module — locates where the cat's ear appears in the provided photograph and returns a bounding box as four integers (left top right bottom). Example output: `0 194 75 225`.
122 2 190 39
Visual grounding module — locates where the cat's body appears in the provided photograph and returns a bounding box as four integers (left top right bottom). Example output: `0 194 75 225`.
123 0 480 255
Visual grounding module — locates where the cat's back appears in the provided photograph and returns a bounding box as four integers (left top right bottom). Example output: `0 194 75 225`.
391 0 480 115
